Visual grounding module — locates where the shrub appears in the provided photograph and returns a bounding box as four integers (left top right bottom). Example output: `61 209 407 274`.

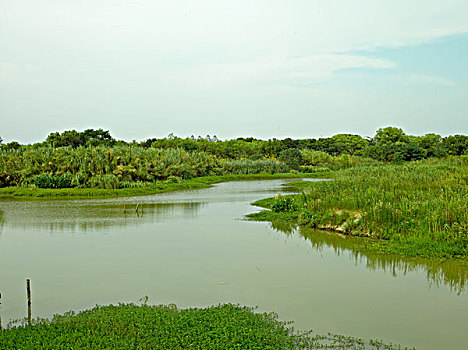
34 174 73 189
271 195 299 213
279 148 302 170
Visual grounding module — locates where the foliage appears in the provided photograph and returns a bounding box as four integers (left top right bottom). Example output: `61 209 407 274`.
34 174 72 189
271 194 299 213
0 303 409 349
0 141 21 151
0 146 292 189
253 158 468 259
46 129 116 148
301 150 379 170
1 126 467 190
374 127 408 145
279 148 303 170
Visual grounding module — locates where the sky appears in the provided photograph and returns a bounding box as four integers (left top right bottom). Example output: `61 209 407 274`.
1 0 467 143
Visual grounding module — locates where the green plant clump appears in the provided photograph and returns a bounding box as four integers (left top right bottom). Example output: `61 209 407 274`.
0 303 410 350
34 174 73 189
250 157 468 259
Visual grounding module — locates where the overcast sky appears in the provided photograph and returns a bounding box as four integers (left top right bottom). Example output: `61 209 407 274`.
1 0 467 143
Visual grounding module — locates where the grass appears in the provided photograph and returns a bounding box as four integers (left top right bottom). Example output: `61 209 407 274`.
0 303 411 349
248 157 468 259
0 146 292 189
0 172 332 200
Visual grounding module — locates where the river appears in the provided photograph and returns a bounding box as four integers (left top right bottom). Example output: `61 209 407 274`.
0 179 467 349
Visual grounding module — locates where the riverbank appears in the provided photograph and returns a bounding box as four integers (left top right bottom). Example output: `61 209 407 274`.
247 158 468 260
0 303 407 349
0 172 332 200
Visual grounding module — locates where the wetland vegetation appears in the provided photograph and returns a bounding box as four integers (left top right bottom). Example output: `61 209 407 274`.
1 127 467 349
0 126 466 198
248 157 468 259
0 303 410 349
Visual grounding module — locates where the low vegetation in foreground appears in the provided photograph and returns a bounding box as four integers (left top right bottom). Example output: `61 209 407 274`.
0 303 411 349
249 157 468 259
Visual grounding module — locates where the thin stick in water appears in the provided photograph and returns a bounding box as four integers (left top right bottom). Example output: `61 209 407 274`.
26 279 31 326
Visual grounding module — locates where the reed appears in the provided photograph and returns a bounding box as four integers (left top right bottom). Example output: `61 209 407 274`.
256 157 468 258
0 146 291 189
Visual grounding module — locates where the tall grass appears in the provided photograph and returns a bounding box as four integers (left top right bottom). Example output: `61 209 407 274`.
0 146 290 189
265 157 468 258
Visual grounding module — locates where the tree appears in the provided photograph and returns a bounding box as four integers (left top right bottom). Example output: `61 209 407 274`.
46 129 115 148
279 148 302 170
415 133 446 158
374 127 408 145
1 141 21 151
442 135 468 156
82 129 115 147
329 134 369 155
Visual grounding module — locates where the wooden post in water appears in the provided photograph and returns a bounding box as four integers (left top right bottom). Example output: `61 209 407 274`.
0 291 2 330
135 203 139 212
26 279 31 325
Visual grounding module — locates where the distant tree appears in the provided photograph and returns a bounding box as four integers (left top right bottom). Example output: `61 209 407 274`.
329 134 369 155
46 130 82 148
374 127 408 145
1 141 21 151
414 133 446 158
82 129 115 147
442 135 468 156
279 148 302 170
46 129 115 148
260 139 284 157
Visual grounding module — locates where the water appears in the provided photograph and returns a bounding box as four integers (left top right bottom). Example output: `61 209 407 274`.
0 179 467 349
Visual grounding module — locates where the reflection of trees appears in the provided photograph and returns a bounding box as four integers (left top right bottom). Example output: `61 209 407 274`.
0 209 4 235
1 202 203 233
269 221 468 293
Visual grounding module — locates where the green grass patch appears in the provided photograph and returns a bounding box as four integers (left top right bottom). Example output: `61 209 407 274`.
248 158 468 259
0 303 410 349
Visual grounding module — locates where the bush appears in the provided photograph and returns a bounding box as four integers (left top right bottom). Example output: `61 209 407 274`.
34 174 73 189
271 194 298 213
278 148 302 170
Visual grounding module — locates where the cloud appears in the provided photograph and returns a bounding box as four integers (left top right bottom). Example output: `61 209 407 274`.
406 74 456 87
166 54 396 90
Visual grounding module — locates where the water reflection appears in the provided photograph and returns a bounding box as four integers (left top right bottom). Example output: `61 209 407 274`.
0 209 4 234
270 221 468 293
0 202 202 233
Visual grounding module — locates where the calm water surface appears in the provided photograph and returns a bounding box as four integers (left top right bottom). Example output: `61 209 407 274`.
0 179 467 349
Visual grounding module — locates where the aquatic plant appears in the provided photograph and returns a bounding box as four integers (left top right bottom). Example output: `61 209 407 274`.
0 303 411 349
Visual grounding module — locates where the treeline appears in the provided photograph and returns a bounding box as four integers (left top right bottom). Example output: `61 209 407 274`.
1 127 467 161
136 128 468 162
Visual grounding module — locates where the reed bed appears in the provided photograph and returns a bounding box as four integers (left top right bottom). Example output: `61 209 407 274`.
0 146 290 189
261 157 468 258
